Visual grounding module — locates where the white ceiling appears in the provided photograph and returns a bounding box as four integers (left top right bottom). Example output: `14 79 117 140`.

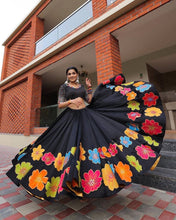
36 43 96 92
38 0 87 33
112 0 176 72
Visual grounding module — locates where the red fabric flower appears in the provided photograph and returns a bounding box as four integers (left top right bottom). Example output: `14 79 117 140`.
103 79 110 85
114 75 124 85
142 92 158 107
42 152 55 165
127 112 141 121
141 119 162 135
108 144 118 156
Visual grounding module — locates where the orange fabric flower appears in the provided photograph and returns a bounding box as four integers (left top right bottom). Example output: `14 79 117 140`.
54 153 65 172
102 146 111 158
124 128 138 140
133 81 145 87
114 161 133 182
126 92 137 101
79 143 86 161
29 169 48 191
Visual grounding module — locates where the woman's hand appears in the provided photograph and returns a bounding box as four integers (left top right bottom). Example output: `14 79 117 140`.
70 97 84 108
86 78 92 88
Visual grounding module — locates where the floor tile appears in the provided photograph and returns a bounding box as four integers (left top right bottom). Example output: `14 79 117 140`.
16 202 41 216
86 208 113 220
117 207 143 220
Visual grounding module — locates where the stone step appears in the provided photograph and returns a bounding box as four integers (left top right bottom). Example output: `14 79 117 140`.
134 167 176 193
162 139 176 152
158 151 176 169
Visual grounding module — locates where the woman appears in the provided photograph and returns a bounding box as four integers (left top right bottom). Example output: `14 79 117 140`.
58 67 92 109
7 67 166 201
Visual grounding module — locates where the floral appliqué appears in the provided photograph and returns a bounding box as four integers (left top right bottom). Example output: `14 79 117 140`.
145 107 162 117
127 112 141 121
135 145 156 160
136 84 151 92
88 148 101 164
31 145 45 161
126 92 137 101
102 164 119 191
120 136 132 148
45 177 60 198
128 101 140 111
142 92 158 107
124 128 138 140
15 162 33 180
81 169 102 194
126 155 142 172
54 153 65 172
42 152 55 166
114 161 133 182
29 169 48 191
141 119 162 136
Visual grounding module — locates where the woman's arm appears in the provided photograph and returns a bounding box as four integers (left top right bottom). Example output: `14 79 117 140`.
58 100 72 109
58 97 84 109
86 78 92 103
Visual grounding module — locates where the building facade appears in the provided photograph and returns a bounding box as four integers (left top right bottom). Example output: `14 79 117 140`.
0 0 176 145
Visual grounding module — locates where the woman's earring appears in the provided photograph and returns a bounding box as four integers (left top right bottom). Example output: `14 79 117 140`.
76 76 79 83
65 77 69 84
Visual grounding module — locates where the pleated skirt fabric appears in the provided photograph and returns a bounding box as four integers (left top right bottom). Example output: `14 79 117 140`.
6 74 166 200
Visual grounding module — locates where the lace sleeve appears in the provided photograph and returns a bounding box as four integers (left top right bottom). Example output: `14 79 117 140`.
58 85 66 103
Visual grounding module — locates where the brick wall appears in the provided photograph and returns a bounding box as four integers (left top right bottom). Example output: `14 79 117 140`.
4 24 32 78
0 80 27 134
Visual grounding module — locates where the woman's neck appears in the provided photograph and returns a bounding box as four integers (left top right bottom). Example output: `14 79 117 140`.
68 81 80 88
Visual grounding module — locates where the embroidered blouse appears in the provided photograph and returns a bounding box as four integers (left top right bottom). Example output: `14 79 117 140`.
58 84 88 103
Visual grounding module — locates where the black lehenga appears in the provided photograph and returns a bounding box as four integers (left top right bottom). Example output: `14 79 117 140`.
6 74 166 200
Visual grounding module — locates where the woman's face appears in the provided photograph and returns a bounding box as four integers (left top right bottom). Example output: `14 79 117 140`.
67 69 78 83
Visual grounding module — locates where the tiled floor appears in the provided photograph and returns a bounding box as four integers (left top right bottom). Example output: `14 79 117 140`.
0 145 176 220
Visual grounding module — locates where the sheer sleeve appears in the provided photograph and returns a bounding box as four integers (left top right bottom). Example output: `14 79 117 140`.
58 84 66 103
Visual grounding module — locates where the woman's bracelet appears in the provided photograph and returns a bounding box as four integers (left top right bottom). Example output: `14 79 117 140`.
67 100 72 105
87 87 92 94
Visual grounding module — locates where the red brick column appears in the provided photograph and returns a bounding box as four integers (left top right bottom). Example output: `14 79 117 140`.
95 33 122 84
1 46 9 80
24 74 42 136
29 17 44 59
0 88 3 130
92 0 107 18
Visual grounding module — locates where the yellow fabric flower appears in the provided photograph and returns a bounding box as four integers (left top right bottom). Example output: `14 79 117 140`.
126 92 137 101
113 142 123 151
31 145 45 161
71 147 76 155
122 82 134 86
124 128 138 140
115 86 123 92
54 153 65 172
145 107 162 117
133 81 145 87
79 143 86 161
126 155 142 172
102 164 119 191
116 144 123 151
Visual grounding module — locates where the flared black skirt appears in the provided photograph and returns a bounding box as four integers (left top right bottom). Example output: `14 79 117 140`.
6 74 166 200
